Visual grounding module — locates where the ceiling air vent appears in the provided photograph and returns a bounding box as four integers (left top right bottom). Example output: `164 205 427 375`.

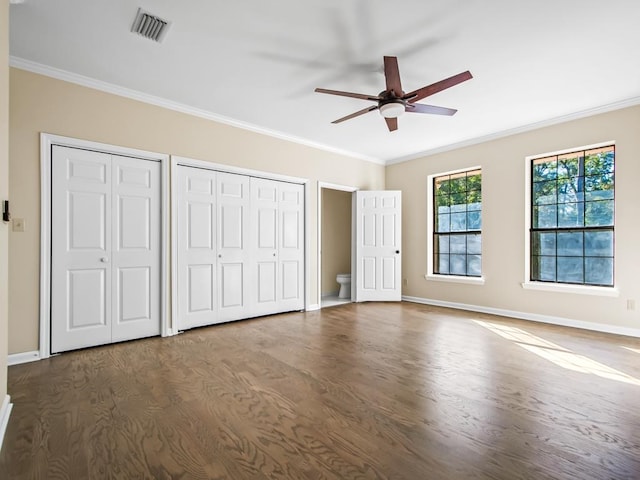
131 8 171 43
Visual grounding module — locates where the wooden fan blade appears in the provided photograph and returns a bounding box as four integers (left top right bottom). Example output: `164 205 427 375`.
403 71 472 103
332 105 379 124
384 56 403 97
315 88 380 102
406 103 457 116
385 117 398 132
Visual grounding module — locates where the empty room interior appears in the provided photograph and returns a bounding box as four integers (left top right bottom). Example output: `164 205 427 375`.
1 1 640 479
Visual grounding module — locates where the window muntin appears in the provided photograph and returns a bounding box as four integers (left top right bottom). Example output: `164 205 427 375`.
530 145 614 286
433 169 482 277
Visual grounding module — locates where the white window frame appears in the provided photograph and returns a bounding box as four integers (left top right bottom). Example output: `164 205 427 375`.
426 166 485 285
522 141 619 297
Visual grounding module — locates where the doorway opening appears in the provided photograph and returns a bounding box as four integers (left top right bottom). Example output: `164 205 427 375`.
318 182 356 309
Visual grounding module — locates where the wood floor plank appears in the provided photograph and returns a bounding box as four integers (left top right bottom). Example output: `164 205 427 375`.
1 302 640 479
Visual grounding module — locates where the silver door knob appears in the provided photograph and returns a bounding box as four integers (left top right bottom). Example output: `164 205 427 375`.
100 257 109 263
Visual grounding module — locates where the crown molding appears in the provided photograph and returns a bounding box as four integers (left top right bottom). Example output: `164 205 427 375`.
9 56 384 166
386 95 640 166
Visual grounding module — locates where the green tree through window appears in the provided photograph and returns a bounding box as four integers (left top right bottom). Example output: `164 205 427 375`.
531 145 614 286
433 169 482 276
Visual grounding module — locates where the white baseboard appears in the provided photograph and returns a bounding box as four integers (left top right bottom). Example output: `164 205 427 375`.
403 295 640 339
8 350 41 366
307 304 320 311
0 395 13 452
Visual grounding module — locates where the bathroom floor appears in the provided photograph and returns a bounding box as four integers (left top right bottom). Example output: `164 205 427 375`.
321 295 351 309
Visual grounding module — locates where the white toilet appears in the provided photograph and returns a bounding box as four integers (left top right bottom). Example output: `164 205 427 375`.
336 273 351 299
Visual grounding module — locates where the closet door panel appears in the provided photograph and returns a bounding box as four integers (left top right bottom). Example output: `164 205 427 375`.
278 182 305 311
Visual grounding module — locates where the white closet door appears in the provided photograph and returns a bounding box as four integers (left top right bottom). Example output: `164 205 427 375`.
251 177 279 317
176 166 218 330
278 182 305 311
111 155 161 342
217 172 251 322
52 146 113 352
355 190 402 302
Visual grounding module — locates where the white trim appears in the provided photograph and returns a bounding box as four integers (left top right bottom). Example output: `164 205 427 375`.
521 281 619 297
386 97 640 166
11 56 381 166
317 182 358 309
40 133 170 358
306 304 321 311
0 395 12 453
523 141 616 291
403 295 640 339
7 350 40 366
424 274 485 285
170 155 311 327
426 166 482 277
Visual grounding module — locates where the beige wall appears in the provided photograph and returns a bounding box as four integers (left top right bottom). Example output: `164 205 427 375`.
1 0 9 398
387 105 640 330
8 68 385 354
321 189 352 295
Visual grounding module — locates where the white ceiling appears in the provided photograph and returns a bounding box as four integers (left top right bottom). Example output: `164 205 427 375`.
9 0 640 164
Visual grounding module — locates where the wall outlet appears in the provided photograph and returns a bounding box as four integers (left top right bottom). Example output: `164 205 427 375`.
12 218 25 232
627 299 636 311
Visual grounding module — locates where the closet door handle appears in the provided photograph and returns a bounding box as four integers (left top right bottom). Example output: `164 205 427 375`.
395 250 400 254
100 257 109 263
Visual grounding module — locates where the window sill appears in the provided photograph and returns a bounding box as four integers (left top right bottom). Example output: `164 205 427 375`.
521 281 619 297
424 274 485 285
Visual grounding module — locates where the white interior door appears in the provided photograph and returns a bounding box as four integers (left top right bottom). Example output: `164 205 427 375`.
355 190 402 302
278 182 305 311
217 172 251 322
251 177 279 317
51 146 161 353
111 155 161 342
176 166 218 330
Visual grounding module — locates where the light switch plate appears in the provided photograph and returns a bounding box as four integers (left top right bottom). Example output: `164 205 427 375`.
12 218 25 232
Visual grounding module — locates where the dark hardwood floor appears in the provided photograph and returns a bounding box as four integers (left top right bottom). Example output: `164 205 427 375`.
1 302 640 479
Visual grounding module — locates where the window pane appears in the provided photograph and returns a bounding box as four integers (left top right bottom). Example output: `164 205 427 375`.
467 255 482 276
450 235 466 254
532 256 556 281
585 149 614 175
532 232 556 256
585 200 614 226
467 210 481 230
450 255 466 275
557 257 584 283
557 231 583 256
533 180 557 205
435 177 450 195
449 175 467 194
533 158 557 182
450 212 467 232
585 174 614 201
467 234 481 255
584 230 613 257
467 171 482 192
557 177 583 203
437 213 450 232
437 235 450 254
467 197 482 212
450 201 466 213
585 257 613 286
533 205 557 228
437 254 450 274
557 202 584 228
557 156 580 178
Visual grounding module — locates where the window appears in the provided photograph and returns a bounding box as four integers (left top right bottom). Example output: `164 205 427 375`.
433 169 482 276
530 145 614 286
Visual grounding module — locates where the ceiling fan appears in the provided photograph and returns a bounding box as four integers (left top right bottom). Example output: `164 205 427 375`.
315 56 472 132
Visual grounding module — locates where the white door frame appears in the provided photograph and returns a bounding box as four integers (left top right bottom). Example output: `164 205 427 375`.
40 133 170 359
317 182 358 307
170 155 310 332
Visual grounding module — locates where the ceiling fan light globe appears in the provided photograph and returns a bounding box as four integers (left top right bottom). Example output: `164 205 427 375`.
379 102 405 118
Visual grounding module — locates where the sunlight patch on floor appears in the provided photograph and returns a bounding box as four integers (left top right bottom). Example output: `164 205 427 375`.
474 320 640 387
